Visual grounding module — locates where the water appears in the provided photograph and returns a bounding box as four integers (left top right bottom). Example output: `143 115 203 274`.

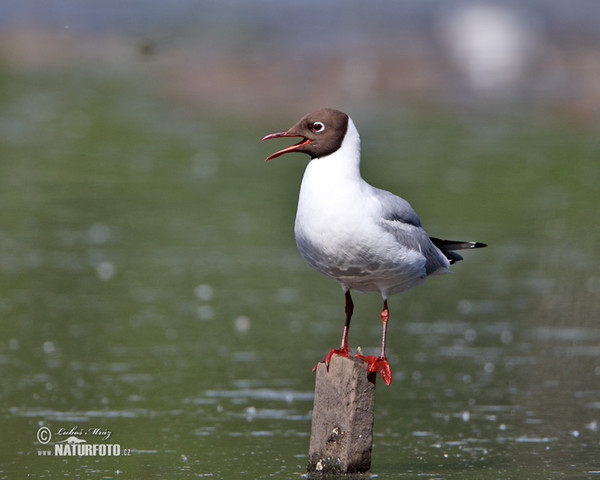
0 62 599 479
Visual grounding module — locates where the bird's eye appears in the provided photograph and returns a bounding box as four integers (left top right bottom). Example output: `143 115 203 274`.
311 122 325 133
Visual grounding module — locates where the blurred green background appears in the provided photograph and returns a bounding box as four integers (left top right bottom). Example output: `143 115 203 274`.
0 1 599 479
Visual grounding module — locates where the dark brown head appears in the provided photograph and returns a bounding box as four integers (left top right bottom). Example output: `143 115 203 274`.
261 108 349 161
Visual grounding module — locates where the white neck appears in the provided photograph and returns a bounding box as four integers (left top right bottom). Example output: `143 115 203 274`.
295 118 368 230
305 117 362 183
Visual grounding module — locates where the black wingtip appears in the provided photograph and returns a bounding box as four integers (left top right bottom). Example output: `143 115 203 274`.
445 251 464 264
430 237 487 264
430 237 488 251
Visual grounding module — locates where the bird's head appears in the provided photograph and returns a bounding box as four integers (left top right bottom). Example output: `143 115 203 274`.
261 108 349 161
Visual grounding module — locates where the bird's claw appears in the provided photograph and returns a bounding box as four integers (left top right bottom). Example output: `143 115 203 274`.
312 346 351 372
355 354 392 386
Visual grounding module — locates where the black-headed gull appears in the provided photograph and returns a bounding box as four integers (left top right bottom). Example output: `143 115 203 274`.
262 108 486 385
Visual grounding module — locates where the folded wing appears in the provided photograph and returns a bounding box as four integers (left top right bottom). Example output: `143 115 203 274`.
429 237 487 264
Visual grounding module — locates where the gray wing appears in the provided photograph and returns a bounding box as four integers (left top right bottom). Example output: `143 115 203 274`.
374 188 449 275
373 188 422 227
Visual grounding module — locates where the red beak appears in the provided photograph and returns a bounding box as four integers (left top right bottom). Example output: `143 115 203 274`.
261 131 311 161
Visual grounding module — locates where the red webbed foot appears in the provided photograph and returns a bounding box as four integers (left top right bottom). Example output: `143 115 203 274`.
355 353 392 386
312 346 351 372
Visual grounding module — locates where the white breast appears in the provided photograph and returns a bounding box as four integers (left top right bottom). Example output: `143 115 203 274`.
293 120 430 295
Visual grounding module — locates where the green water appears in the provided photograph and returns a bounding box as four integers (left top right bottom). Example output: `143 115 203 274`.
1 69 599 479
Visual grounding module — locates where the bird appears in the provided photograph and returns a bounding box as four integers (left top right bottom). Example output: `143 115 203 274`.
261 108 486 385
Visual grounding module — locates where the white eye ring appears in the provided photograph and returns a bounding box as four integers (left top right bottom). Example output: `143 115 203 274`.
311 122 325 133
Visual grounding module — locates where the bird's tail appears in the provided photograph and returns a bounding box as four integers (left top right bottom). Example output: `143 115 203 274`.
429 237 487 264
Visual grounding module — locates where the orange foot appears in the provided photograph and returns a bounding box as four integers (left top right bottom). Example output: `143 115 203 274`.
312 346 351 372
355 354 392 386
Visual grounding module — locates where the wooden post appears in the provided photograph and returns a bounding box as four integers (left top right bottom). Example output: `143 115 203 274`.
307 354 376 476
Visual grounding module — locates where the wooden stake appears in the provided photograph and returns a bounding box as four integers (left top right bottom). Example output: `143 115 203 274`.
307 354 376 476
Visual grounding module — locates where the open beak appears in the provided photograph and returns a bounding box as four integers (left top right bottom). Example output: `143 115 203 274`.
261 131 311 161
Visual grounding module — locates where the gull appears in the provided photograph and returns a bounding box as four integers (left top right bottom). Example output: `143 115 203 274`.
262 108 486 385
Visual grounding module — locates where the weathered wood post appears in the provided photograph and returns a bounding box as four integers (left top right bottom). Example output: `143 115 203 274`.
307 354 376 476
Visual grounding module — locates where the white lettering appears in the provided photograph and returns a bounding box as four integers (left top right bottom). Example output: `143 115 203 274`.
54 444 67 456
88 427 112 441
54 444 121 456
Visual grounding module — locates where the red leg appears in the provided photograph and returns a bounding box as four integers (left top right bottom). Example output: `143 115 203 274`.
356 299 392 385
313 290 353 371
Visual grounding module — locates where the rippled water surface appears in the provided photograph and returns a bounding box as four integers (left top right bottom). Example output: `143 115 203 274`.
0 67 599 479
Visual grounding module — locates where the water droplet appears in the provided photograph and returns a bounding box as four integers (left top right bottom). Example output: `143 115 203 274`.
194 284 214 301
43 341 55 354
8 338 20 351
464 329 477 342
500 330 513 344
87 223 112 245
196 305 215 320
457 300 472 314
234 316 251 334
585 420 597 432
96 261 116 280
